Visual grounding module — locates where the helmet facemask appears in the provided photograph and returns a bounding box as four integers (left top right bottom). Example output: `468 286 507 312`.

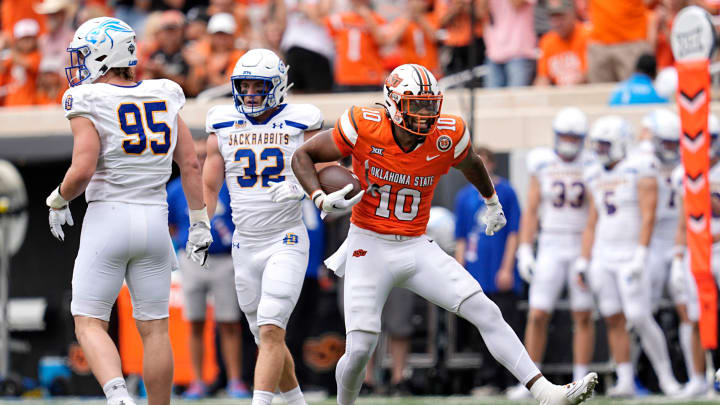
711 132 720 160
592 139 615 166
652 136 680 165
554 132 585 161
389 91 443 136
65 45 92 87
232 76 281 117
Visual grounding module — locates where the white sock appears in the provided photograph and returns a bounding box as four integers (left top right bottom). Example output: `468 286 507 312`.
679 322 695 381
528 376 558 402
252 390 274 405
690 372 706 385
616 362 633 387
573 364 589 382
634 315 676 384
103 377 130 401
281 386 307 405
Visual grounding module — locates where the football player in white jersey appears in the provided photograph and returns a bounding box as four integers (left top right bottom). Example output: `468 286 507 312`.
636 109 704 395
45 17 212 405
578 116 681 397
670 114 720 397
508 108 595 399
203 49 323 405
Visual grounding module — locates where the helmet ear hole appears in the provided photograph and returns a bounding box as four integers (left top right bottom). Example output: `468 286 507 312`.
95 55 107 62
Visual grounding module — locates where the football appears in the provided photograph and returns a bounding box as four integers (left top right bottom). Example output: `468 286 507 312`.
318 165 362 198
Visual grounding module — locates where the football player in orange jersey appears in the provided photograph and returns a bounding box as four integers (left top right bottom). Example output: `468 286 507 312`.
289 64 598 405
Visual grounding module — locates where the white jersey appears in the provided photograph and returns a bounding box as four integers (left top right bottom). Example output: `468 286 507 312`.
585 153 657 249
673 161 720 236
206 103 323 234
634 140 679 243
61 79 185 206
527 148 593 233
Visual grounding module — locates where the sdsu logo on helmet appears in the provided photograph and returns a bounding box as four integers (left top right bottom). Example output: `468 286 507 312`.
436 135 452 152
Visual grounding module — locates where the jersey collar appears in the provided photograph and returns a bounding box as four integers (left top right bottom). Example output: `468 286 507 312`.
244 104 288 126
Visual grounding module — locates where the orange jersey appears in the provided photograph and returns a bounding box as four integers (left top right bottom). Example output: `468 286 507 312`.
588 0 648 44
326 12 386 86
332 106 470 236
537 22 589 86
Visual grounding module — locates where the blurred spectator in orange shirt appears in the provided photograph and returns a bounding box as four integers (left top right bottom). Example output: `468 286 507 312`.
587 0 652 83
34 0 75 75
34 57 66 105
535 0 588 86
186 13 246 93
141 11 196 94
0 19 42 107
435 0 484 74
1 0 46 48
385 0 441 77
326 0 388 91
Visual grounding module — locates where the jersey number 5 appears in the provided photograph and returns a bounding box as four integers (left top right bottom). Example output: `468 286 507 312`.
118 101 171 155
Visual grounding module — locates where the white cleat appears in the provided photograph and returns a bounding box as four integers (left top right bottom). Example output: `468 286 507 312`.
506 383 532 400
678 377 709 398
541 372 598 405
108 397 136 405
659 376 682 397
606 381 635 398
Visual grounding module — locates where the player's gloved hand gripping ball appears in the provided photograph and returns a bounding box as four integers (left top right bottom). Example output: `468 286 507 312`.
46 185 74 241
186 207 213 268
481 193 506 236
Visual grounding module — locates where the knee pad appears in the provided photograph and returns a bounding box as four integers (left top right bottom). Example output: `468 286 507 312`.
343 331 379 372
457 292 503 330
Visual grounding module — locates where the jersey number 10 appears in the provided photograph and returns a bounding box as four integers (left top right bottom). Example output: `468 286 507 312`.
118 101 172 155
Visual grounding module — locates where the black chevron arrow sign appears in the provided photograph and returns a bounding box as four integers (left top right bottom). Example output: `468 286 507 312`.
683 130 706 153
679 89 707 114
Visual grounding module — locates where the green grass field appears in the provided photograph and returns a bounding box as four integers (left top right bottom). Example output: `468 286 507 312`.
2 396 720 405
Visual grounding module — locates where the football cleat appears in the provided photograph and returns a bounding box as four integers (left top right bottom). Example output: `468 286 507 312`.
107 397 136 405
606 381 635 398
678 377 709 398
540 372 598 405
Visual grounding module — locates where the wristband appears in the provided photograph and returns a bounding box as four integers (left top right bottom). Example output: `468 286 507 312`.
46 185 69 209
575 257 589 270
483 193 499 206
189 206 210 226
635 245 648 262
311 189 326 209
672 245 685 258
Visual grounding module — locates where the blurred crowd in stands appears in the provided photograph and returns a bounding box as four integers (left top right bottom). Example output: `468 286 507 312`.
0 0 719 107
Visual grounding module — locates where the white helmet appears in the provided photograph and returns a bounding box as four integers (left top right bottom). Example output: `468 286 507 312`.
642 108 680 165
383 64 443 136
589 115 633 166
552 107 588 161
231 49 291 117
65 17 137 86
710 113 720 159
426 206 455 254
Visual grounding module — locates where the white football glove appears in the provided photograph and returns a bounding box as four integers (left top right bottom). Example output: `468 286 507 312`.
46 186 74 241
482 194 506 236
186 208 213 268
571 256 590 289
268 181 306 203
516 243 536 283
312 185 365 214
670 256 686 298
623 246 648 281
